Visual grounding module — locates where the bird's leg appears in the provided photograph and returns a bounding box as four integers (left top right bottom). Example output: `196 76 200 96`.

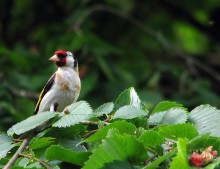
50 102 58 111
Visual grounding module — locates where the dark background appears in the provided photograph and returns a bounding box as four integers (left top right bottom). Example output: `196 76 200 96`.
1 0 220 130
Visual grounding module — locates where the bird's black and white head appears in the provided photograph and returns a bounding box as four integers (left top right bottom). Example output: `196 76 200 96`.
49 50 78 70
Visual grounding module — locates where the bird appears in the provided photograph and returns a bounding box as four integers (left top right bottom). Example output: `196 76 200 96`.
34 49 81 114
4 50 81 169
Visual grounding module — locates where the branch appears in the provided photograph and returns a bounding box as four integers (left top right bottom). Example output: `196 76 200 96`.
19 153 50 169
3 132 35 169
9 87 38 100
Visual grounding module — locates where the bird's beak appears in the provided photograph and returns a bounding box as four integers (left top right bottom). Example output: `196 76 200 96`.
49 55 59 62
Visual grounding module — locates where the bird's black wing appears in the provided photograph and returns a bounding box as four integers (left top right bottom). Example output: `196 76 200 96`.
33 73 56 114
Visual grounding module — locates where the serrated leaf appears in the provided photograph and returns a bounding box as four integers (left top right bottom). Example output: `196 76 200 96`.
83 120 136 143
158 123 199 141
138 130 165 148
52 101 93 128
148 112 164 125
30 137 55 150
112 105 148 120
143 150 176 169
82 134 147 169
46 145 90 166
94 102 114 116
149 108 188 125
188 104 220 137
169 138 190 169
114 87 141 110
8 111 56 135
151 101 185 114
188 133 220 153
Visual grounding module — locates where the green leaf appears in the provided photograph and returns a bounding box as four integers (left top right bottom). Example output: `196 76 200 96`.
94 102 114 117
44 124 85 139
151 101 185 114
203 157 220 169
30 137 55 150
0 142 17 159
52 101 93 128
112 105 148 120
169 138 190 169
83 120 136 143
188 133 220 153
46 145 90 166
82 134 147 169
8 111 56 135
158 123 199 141
138 130 165 148
58 137 86 152
17 158 29 167
0 133 12 143
149 108 188 125
114 87 141 110
143 150 176 169
188 104 220 137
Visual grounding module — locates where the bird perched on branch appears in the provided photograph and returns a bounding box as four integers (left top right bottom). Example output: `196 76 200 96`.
34 50 81 114
4 50 81 169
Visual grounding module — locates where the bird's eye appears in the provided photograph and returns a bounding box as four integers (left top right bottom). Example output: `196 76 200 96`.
57 54 66 58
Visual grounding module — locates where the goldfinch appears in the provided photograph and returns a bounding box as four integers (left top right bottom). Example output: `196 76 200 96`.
3 50 81 169
34 50 81 114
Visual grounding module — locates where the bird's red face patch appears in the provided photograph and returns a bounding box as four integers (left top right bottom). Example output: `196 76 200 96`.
54 50 67 67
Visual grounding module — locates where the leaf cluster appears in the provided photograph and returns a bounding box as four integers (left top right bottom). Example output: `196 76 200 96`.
1 87 220 169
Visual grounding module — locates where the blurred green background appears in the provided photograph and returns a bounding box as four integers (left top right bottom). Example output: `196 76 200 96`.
1 0 220 130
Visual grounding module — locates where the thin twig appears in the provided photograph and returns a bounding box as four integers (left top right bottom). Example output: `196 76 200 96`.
83 129 98 138
9 87 38 100
19 153 51 169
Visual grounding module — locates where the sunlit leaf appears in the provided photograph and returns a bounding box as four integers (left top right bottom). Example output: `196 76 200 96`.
149 108 188 125
8 111 56 135
188 105 220 137
52 101 93 128
94 102 114 117
112 105 148 120
114 87 141 110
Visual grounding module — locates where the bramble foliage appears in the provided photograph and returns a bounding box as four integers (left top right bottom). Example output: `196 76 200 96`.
1 87 220 169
